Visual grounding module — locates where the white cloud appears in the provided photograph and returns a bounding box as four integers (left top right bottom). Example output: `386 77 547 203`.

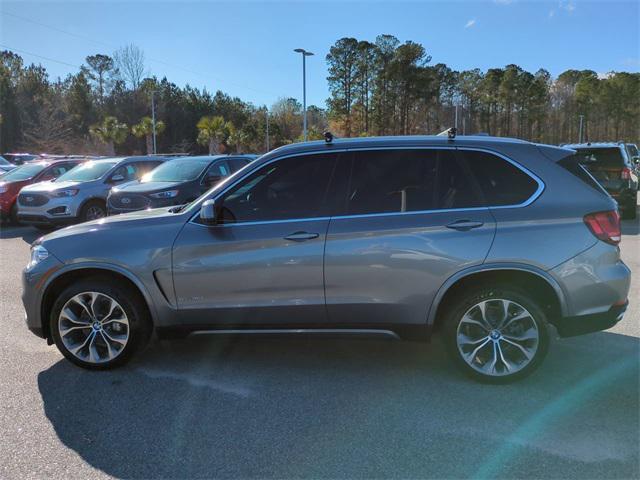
559 0 576 13
464 19 477 29
548 9 555 18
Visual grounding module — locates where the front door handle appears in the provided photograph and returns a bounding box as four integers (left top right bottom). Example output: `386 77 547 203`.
284 231 320 241
445 220 484 231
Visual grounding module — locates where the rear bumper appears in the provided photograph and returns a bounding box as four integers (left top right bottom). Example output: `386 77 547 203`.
554 301 628 337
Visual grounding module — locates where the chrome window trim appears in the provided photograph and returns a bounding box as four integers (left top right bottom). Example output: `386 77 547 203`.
188 145 545 228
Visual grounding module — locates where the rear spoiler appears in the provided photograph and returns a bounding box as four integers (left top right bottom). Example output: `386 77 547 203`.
536 144 576 163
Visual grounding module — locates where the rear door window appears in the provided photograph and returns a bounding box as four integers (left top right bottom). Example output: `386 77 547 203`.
346 149 483 215
460 150 539 206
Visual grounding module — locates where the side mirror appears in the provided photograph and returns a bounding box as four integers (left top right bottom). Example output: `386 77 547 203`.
633 156 640 165
200 198 221 226
110 174 125 183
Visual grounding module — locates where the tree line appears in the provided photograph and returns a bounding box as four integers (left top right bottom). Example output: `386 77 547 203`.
1 37 638 156
326 35 639 144
0 47 326 155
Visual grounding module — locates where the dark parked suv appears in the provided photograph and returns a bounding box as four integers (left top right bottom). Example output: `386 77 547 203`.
564 142 638 219
107 155 255 215
22 136 630 383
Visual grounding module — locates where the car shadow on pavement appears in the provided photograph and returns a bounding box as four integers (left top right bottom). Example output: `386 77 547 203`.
38 331 639 479
0 224 44 243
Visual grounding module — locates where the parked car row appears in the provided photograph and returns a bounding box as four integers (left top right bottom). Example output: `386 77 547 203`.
0 154 256 228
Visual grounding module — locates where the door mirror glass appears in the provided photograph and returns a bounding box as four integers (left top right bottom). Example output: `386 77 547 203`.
633 156 639 165
200 199 220 225
110 174 125 183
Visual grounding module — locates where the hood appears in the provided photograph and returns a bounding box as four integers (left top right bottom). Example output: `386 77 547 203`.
37 206 188 268
113 180 184 194
43 207 182 242
21 180 83 193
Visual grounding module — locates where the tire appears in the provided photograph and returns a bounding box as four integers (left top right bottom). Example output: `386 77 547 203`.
50 277 152 369
622 199 637 220
81 200 107 222
443 285 549 384
10 203 19 224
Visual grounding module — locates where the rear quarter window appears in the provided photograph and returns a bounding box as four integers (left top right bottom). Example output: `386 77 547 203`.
460 150 539 206
558 155 609 196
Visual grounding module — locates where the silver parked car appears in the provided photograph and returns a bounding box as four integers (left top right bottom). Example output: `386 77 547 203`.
17 156 166 227
22 136 631 383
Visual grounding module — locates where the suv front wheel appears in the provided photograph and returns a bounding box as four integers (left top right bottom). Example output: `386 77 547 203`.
50 278 151 369
444 286 549 383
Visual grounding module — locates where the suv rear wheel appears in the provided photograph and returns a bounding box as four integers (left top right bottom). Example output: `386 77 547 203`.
50 278 152 369
444 286 549 383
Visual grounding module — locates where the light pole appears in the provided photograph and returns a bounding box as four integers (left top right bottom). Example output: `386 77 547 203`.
294 48 314 141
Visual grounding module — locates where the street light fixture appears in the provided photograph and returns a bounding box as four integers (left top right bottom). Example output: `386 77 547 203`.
294 48 314 141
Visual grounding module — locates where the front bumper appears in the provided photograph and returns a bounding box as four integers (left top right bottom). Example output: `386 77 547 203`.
17 195 83 225
22 254 64 341
554 301 628 337
108 196 182 215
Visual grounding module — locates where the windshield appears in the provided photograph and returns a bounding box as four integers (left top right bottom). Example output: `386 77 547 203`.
55 161 117 182
0 163 47 182
574 148 625 168
142 158 211 182
627 144 639 158
0 156 11 166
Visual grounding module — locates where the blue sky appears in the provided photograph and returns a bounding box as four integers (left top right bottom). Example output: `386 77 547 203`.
1 1 638 108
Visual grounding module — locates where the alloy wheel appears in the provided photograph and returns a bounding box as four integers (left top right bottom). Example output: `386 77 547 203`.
58 291 130 363
85 205 105 221
456 298 539 377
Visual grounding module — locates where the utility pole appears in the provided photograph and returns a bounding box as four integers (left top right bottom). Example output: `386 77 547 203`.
151 91 157 154
578 114 584 143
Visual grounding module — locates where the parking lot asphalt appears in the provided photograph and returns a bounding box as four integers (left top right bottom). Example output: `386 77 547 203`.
0 215 638 479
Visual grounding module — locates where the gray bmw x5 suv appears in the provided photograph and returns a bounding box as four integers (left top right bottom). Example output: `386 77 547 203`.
22 135 631 383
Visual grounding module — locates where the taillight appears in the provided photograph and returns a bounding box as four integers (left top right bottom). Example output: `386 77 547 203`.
621 167 631 180
584 210 621 245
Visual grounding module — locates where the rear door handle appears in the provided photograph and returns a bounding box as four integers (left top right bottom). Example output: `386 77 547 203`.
445 220 484 231
284 231 320 241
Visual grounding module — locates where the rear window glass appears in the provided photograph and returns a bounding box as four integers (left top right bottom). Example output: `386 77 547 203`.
461 151 538 206
573 148 625 168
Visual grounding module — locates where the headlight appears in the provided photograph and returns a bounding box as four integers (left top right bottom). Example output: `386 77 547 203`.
150 190 179 199
54 189 79 197
28 245 49 269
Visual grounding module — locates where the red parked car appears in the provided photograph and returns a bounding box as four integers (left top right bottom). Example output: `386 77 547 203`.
0 158 87 223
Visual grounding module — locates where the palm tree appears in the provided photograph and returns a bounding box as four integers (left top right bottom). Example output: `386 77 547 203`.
89 116 129 155
132 116 166 154
197 116 233 154
227 125 254 153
